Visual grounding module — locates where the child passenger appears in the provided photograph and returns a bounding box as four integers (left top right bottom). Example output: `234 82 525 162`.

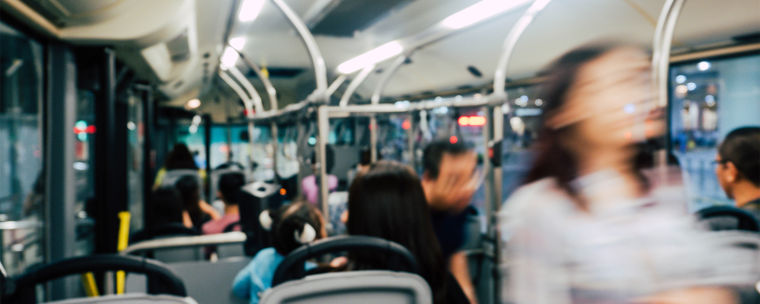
231 201 326 304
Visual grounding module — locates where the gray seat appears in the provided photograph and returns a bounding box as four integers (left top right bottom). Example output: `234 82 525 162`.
259 271 432 304
45 294 198 304
127 257 251 304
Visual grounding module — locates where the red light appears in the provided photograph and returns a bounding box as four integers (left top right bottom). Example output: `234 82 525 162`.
85 125 96 133
402 119 411 130
449 136 458 144
280 188 287 196
457 116 486 127
468 116 486 126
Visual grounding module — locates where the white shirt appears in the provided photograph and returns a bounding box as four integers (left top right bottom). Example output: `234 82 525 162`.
499 171 758 304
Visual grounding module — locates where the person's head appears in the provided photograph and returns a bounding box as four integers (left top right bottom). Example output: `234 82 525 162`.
165 143 198 170
715 127 760 201
525 42 661 209
421 139 478 212
175 175 201 219
310 145 335 173
347 161 446 298
148 187 184 227
268 201 326 256
217 172 246 205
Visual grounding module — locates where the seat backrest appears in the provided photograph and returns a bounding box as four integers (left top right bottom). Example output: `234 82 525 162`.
259 271 431 304
127 257 251 304
697 205 760 232
161 170 202 188
44 293 198 304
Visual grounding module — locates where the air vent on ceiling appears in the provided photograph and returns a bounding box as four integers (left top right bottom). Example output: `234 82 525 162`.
311 0 414 37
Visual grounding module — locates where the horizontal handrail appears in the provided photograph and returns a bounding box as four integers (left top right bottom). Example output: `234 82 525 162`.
121 232 246 255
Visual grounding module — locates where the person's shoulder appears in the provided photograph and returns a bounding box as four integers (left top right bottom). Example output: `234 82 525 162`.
499 178 570 233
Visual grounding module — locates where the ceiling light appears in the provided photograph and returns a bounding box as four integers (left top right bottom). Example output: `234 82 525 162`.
186 98 201 110
697 61 710 71
239 0 265 22
441 0 532 30
337 41 403 74
229 37 247 50
675 74 686 84
220 47 239 70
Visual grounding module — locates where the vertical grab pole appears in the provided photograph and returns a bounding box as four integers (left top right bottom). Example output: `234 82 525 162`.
651 0 685 173
270 0 330 207
317 106 330 220
489 1 551 303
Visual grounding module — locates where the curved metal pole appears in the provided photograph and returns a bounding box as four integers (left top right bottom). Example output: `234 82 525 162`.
656 0 686 108
231 47 280 111
327 75 347 97
367 55 408 162
339 64 375 107
651 0 675 92
492 0 552 99
270 0 328 103
229 66 265 114
370 56 408 105
219 70 258 172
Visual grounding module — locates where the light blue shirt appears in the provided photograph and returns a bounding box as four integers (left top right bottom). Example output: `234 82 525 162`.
232 247 314 304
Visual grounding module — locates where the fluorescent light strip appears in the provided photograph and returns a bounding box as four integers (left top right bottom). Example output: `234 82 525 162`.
239 0 265 22
337 41 403 74
229 37 247 50
220 47 239 70
441 0 532 30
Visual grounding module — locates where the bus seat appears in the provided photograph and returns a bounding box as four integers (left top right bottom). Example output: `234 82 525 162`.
260 271 432 304
44 293 197 304
123 232 246 263
697 205 760 232
127 257 251 304
5 255 187 303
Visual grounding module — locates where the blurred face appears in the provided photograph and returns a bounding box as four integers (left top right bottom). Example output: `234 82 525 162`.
423 151 479 213
551 47 663 151
714 153 737 199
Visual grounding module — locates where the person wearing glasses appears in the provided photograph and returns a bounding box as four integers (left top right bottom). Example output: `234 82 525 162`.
715 127 760 220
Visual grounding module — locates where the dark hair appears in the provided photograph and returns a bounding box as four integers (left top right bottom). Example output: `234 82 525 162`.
719 127 760 186
359 147 371 166
148 187 184 228
165 143 198 170
272 201 324 255
218 172 246 206
422 139 472 179
310 145 335 173
175 175 203 228
347 161 448 303
524 42 638 210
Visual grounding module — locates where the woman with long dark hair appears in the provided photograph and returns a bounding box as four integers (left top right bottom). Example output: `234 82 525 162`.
153 143 206 189
499 43 749 303
175 175 219 231
347 161 468 304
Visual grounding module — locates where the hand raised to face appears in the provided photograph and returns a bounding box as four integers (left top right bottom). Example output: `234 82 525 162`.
424 151 480 213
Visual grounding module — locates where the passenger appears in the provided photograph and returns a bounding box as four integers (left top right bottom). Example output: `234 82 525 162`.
715 127 760 219
153 143 206 189
301 146 338 206
202 172 245 234
499 42 748 303
347 161 469 304
175 175 220 232
232 201 325 303
131 187 194 243
421 140 480 303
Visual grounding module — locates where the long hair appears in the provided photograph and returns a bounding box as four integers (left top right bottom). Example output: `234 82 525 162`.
347 161 449 303
524 42 626 210
271 201 324 255
165 143 198 170
175 175 203 228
